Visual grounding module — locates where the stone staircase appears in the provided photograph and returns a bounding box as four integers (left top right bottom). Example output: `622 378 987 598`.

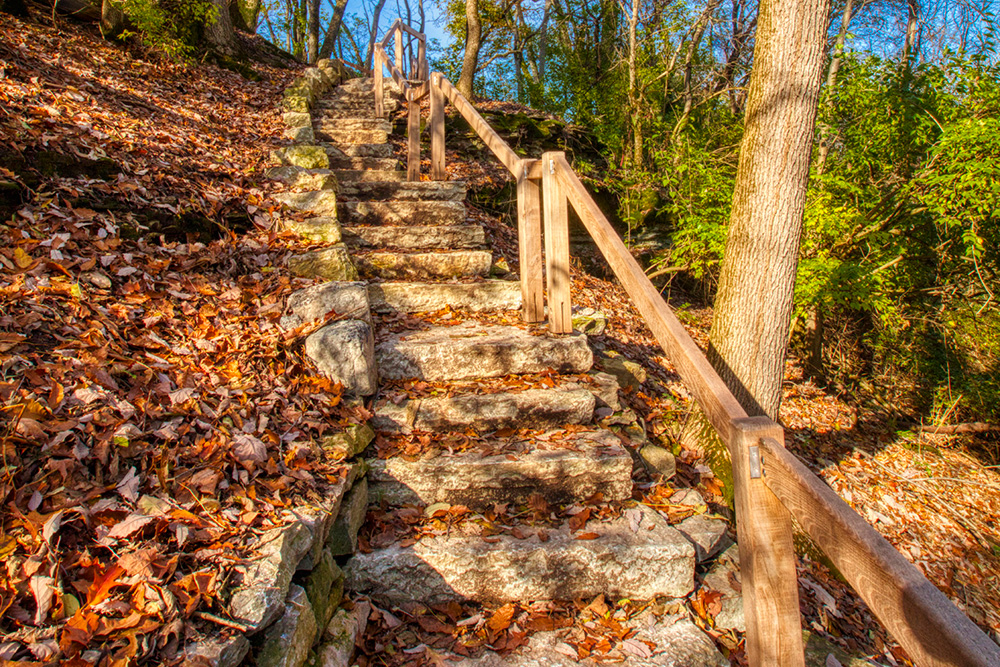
271 75 732 667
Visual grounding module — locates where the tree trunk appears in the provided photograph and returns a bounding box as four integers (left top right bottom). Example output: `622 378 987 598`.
318 0 349 60
456 0 481 98
100 0 125 37
707 0 831 420
306 0 320 62
537 0 553 83
903 0 919 64
230 0 260 32
626 0 641 166
205 0 242 56
364 0 387 71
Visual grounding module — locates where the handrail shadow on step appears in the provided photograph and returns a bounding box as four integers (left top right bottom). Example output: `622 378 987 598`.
370 20 1000 667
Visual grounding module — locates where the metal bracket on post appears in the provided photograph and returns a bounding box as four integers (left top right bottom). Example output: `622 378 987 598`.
748 444 763 479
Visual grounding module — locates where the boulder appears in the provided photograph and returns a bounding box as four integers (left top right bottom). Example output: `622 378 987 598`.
316 602 370 667
283 111 312 128
289 246 359 281
599 355 648 390
305 550 345 630
285 217 343 244
266 166 336 191
675 514 731 563
275 190 338 218
282 281 371 331
183 635 249 667
305 319 376 395
327 477 368 556
283 125 315 143
320 423 375 460
639 444 677 480
572 307 607 335
271 146 330 170
257 585 317 667
702 544 744 632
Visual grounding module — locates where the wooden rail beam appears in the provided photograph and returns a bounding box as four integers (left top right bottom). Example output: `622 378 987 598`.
437 77 522 175
730 419 805 666
430 73 445 181
407 89 420 182
543 152 572 333
518 158 544 323
760 439 1000 667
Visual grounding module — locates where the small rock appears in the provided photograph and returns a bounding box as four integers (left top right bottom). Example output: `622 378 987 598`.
625 423 649 445
183 635 249 667
271 146 330 170
572 307 607 335
676 514 731 562
257 585 317 667
82 271 112 289
305 320 376 395
328 477 369 556
586 370 621 411
227 522 313 631
317 601 370 667
320 424 375 460
702 544 743 632
289 246 359 282
640 444 677 480
669 488 706 509
599 355 647 390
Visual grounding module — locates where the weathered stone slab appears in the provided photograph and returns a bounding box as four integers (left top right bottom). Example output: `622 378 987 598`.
271 146 330 170
282 281 371 330
343 225 485 250
275 190 338 218
376 323 593 381
314 118 392 132
453 616 726 667
338 200 465 226
354 251 492 280
184 635 250 667
344 507 695 604
332 169 406 182
285 217 343 244
675 514 731 563
324 143 393 159
320 423 375 460
283 125 315 143
368 280 521 314
267 166 336 191
289 246 358 281
587 371 621 411
328 477 368 556
305 320 376 395
702 544 743 632
373 387 594 433
317 601 371 667
337 181 466 202
316 129 390 145
284 111 312 128
227 522 313 631
327 156 399 171
257 585 317 667
367 429 631 508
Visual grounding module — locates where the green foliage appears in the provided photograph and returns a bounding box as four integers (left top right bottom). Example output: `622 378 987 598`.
112 0 218 60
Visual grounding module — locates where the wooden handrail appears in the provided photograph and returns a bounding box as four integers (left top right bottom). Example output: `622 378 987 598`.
368 20 1000 666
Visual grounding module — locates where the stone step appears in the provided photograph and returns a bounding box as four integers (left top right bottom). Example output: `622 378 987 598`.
376 323 593 381
324 143 393 159
333 169 406 182
343 224 485 250
366 430 629 507
373 385 596 434
313 118 392 132
353 250 491 280
454 617 727 667
337 180 466 202
343 506 695 605
316 128 389 145
327 156 399 171
313 105 398 119
368 280 522 313
338 200 466 226
289 246 359 281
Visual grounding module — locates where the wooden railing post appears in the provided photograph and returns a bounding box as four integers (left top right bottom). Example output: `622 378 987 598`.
417 40 427 79
374 52 384 118
730 417 805 667
542 152 572 333
407 88 420 182
518 160 544 323
430 73 446 181
394 29 404 78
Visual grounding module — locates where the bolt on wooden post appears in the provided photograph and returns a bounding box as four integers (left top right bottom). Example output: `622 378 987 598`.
541 151 572 334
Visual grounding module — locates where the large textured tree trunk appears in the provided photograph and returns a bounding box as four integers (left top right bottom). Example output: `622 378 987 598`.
306 0 321 62
205 0 242 56
707 0 831 420
364 0 387 70
626 0 640 166
318 0 349 60
456 0 481 98
100 0 125 36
